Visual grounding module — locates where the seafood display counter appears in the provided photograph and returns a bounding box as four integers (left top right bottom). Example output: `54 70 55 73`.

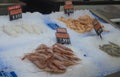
0 10 120 77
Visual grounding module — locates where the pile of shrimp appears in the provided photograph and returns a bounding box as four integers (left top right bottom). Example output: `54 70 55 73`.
58 15 93 33
58 15 109 33
22 43 81 73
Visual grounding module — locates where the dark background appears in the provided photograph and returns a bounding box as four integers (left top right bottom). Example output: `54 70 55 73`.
20 0 120 14
20 0 60 14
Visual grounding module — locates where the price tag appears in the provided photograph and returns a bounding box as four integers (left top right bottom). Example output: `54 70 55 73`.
64 0 74 16
56 28 71 44
57 28 67 33
65 0 72 5
56 33 69 38
8 5 22 21
64 5 74 16
93 19 103 39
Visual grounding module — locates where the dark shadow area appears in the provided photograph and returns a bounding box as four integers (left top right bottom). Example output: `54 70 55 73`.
20 0 60 14
20 0 120 14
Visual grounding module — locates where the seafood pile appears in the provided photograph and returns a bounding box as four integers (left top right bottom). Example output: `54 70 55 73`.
0 21 48 37
58 15 109 33
99 42 120 57
58 15 94 33
22 43 80 73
